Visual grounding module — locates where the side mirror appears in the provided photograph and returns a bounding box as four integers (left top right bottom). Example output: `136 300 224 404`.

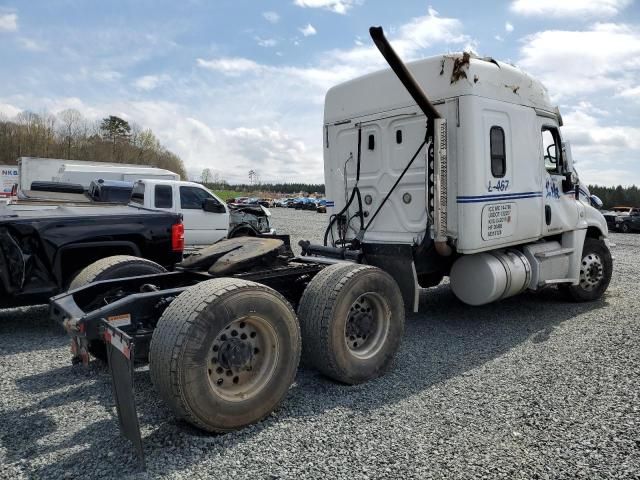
203 198 226 214
590 195 603 209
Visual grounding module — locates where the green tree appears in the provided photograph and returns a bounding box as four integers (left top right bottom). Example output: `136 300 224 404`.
100 115 131 143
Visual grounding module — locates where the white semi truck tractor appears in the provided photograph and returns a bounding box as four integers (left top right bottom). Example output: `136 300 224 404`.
309 26 612 309
51 27 612 459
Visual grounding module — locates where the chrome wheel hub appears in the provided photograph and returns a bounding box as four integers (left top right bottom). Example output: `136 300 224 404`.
208 316 278 401
345 292 390 359
579 253 604 292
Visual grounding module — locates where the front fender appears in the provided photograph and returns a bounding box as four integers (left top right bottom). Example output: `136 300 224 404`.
582 203 608 238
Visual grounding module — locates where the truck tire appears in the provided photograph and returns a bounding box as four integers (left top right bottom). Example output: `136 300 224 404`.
149 278 301 432
297 263 404 384
69 255 166 290
563 238 613 302
69 255 166 361
621 222 631 233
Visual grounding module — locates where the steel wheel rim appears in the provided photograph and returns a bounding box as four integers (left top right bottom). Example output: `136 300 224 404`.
208 316 279 402
344 292 391 359
579 252 604 292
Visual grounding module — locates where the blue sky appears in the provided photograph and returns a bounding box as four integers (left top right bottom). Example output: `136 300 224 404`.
0 0 639 185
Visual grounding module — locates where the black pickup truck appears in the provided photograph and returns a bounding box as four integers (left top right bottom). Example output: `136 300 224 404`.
0 204 183 307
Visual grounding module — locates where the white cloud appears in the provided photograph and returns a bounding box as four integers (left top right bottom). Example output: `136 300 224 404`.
95 70 122 82
560 102 640 185
618 85 640 100
255 36 278 47
198 8 470 91
505 22 514 33
390 7 470 56
0 102 22 118
133 74 169 91
299 24 317 37
510 0 632 18
0 12 17 32
263 11 280 24
125 105 319 183
293 0 362 15
197 57 262 75
518 23 640 98
18 37 46 51
495 35 504 42
4 8 474 184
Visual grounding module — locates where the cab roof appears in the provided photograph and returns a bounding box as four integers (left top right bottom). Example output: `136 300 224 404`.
324 52 556 124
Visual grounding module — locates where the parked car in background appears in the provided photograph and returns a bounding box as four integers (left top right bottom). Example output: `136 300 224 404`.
615 207 640 233
316 199 327 213
602 206 638 230
88 179 135 203
0 202 183 307
131 180 274 250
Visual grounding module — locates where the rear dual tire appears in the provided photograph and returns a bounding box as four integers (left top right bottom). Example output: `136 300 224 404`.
149 278 301 432
297 263 405 385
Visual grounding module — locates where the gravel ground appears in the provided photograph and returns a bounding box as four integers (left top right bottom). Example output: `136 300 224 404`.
1 208 639 479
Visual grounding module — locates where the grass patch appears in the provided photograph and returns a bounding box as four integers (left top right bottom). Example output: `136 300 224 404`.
213 190 245 201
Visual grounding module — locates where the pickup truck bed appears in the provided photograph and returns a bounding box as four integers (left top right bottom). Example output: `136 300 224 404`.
0 203 183 307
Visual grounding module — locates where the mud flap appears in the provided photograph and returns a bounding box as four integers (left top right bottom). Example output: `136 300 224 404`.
102 320 145 468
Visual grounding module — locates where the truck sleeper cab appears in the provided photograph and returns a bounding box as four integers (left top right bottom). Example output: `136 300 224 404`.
323 48 611 309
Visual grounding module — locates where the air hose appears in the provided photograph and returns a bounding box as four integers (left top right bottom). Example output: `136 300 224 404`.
323 128 364 246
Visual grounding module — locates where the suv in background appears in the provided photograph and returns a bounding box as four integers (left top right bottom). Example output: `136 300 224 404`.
602 206 635 230
615 207 640 233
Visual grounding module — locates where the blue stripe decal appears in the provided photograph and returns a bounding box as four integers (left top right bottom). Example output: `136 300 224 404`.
456 192 542 203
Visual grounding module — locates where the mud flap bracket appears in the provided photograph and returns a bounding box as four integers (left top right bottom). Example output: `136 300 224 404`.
102 319 145 469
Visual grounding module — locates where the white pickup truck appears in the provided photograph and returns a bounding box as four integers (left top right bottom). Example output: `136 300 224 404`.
129 179 274 250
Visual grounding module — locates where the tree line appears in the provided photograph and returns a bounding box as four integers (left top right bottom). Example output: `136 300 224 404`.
203 181 326 195
0 110 187 178
588 185 640 209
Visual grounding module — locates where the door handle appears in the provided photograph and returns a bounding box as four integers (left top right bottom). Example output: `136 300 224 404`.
545 205 552 225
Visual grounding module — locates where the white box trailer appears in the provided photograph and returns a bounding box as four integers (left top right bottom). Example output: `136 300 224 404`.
0 165 20 197
17 157 179 191
57 164 179 186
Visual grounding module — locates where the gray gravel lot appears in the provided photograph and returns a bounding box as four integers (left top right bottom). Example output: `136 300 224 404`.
1 207 639 479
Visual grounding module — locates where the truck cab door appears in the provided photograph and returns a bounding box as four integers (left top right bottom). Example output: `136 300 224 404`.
538 119 579 235
179 186 229 247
